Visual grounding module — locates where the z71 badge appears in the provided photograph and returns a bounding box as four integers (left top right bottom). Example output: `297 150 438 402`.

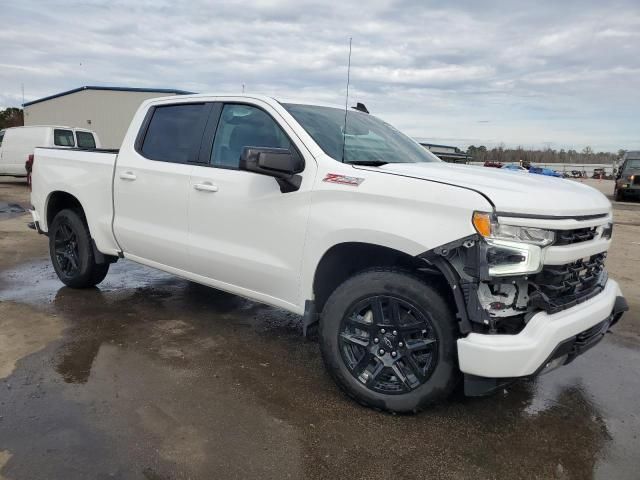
322 173 365 186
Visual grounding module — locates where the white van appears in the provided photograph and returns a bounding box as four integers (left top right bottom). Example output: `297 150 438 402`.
0 126 101 176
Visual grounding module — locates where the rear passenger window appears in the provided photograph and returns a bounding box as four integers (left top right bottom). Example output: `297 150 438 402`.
141 104 206 163
76 131 96 149
54 129 75 147
0 131 4 147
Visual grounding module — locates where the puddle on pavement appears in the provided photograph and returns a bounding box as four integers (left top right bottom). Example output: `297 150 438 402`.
0 301 65 379
0 258 639 479
0 202 27 220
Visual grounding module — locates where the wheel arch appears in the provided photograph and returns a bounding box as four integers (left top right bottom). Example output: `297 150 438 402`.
45 190 85 229
45 191 115 265
305 241 457 335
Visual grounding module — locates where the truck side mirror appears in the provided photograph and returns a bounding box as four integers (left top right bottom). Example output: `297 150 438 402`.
239 147 304 193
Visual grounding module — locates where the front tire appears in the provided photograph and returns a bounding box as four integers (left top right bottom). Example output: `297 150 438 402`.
49 209 110 288
615 188 625 202
319 268 459 413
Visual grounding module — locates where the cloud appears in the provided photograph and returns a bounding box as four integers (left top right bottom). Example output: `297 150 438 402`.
0 0 639 151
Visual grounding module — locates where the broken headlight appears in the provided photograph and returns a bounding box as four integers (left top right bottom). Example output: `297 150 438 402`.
485 239 543 276
472 212 555 246
472 212 552 276
488 223 554 246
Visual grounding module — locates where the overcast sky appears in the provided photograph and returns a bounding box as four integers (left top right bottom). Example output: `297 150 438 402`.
1 0 639 151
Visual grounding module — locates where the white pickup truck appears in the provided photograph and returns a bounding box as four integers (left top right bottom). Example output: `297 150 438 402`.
30 94 627 412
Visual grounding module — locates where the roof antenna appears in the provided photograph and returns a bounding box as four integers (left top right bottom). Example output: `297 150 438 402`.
341 37 352 163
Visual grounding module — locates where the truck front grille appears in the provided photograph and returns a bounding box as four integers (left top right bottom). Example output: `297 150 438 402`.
530 253 607 314
554 227 598 246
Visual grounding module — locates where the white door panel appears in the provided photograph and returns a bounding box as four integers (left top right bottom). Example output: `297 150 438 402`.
188 166 312 306
113 101 209 270
114 154 193 269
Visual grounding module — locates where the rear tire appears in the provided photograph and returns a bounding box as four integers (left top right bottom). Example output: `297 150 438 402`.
319 268 459 413
49 209 110 288
615 188 625 202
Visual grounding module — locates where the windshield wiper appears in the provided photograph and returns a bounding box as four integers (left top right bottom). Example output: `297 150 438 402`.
346 160 389 166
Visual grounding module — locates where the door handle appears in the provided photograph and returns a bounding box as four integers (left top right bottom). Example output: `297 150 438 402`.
193 182 219 192
119 171 137 181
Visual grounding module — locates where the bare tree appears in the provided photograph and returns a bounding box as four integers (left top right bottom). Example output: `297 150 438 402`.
466 144 617 164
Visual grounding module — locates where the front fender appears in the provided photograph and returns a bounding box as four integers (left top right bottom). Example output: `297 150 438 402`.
299 168 491 306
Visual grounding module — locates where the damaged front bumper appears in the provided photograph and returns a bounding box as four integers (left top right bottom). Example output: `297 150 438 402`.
458 279 625 378
419 212 628 396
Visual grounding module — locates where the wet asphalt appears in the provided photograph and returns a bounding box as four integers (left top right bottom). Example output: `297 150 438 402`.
0 257 639 480
0 203 26 219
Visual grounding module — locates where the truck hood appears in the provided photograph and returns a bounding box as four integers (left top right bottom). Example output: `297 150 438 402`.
361 162 611 217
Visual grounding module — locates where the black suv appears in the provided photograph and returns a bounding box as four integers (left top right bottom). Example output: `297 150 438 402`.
615 154 640 201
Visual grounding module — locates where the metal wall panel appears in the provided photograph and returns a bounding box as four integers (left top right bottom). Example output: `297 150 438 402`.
24 90 179 148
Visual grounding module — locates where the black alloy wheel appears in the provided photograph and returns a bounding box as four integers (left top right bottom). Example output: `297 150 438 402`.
49 208 110 288
319 268 458 413
339 295 439 394
53 220 81 277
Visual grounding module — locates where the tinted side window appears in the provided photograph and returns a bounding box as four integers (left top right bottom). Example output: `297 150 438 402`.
76 131 96 149
141 104 206 163
54 129 75 147
211 104 291 168
0 131 4 147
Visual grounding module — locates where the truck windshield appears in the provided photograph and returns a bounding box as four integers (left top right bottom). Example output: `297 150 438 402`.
283 103 440 164
624 159 640 171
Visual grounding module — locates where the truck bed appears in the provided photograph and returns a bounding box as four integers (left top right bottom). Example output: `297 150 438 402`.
30 146 121 256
